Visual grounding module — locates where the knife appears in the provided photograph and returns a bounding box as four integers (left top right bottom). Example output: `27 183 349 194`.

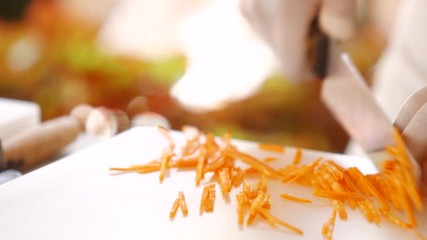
310 21 421 178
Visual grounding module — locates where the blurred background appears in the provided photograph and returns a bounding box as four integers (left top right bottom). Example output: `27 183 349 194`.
0 0 395 153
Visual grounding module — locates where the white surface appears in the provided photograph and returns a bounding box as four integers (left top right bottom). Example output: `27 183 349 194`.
0 127 425 240
0 98 40 140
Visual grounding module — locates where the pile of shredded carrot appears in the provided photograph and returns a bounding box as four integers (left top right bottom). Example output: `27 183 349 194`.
170 191 188 219
110 126 424 239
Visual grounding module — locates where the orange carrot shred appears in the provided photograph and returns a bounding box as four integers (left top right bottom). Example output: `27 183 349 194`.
179 191 188 216
258 143 285 153
195 146 206 186
200 185 211 214
244 167 259 174
218 167 232 193
169 198 180 219
236 192 247 225
205 187 216 212
292 148 303 165
258 208 304 235
222 149 282 179
280 193 312 203
111 125 425 239
322 209 337 240
263 157 278 163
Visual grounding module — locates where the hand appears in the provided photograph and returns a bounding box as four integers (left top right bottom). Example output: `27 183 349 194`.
240 0 356 81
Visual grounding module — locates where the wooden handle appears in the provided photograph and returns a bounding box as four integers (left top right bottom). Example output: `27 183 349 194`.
2 116 81 172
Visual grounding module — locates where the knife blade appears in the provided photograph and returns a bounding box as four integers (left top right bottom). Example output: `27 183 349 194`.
311 25 421 178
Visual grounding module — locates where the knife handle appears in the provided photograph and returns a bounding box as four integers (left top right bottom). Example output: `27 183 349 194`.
2 116 81 172
309 17 330 79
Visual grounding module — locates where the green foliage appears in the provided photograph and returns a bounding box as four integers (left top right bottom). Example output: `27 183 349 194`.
144 56 187 87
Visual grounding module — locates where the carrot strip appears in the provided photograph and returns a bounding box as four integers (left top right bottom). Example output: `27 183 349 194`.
109 165 160 172
292 148 302 165
174 159 199 168
247 191 265 225
379 208 409 229
258 209 304 235
195 146 207 186
236 192 247 225
169 198 180 219
200 184 214 214
205 187 216 212
322 209 337 240
280 193 312 203
221 149 282 179
218 167 232 193
159 152 172 183
137 166 163 174
255 175 268 193
282 157 322 184
334 201 347 220
244 167 259 174
109 159 161 172
392 128 423 211
263 157 278 163
258 143 285 153
312 189 364 200
231 167 244 187
347 167 389 209
204 156 226 173
204 133 219 157
179 191 188 216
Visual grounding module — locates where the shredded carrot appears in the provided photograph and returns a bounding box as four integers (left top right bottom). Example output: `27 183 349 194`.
109 165 160 173
222 149 282 179
231 167 244 187
254 175 268 192
159 151 172 183
169 198 180 219
244 167 259 174
280 193 312 203
312 189 364 200
263 157 278 163
347 167 389 209
179 191 188 216
195 146 206 186
218 167 232 193
200 185 210 214
334 201 348 220
258 208 304 235
236 192 247 224
247 191 267 225
174 159 198 168
205 187 216 212
204 133 219 157
292 148 302 165
392 128 423 212
322 209 337 240
258 143 285 153
204 156 226 173
111 125 425 240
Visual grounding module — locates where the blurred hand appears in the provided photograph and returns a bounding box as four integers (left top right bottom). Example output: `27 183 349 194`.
240 0 356 81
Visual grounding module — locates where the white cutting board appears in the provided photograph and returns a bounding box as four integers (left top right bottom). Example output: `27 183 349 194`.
0 127 425 240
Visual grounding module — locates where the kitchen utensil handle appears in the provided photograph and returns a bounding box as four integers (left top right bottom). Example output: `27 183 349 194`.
2 116 81 172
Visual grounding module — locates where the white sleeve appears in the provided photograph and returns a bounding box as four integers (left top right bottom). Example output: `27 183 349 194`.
372 0 427 122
